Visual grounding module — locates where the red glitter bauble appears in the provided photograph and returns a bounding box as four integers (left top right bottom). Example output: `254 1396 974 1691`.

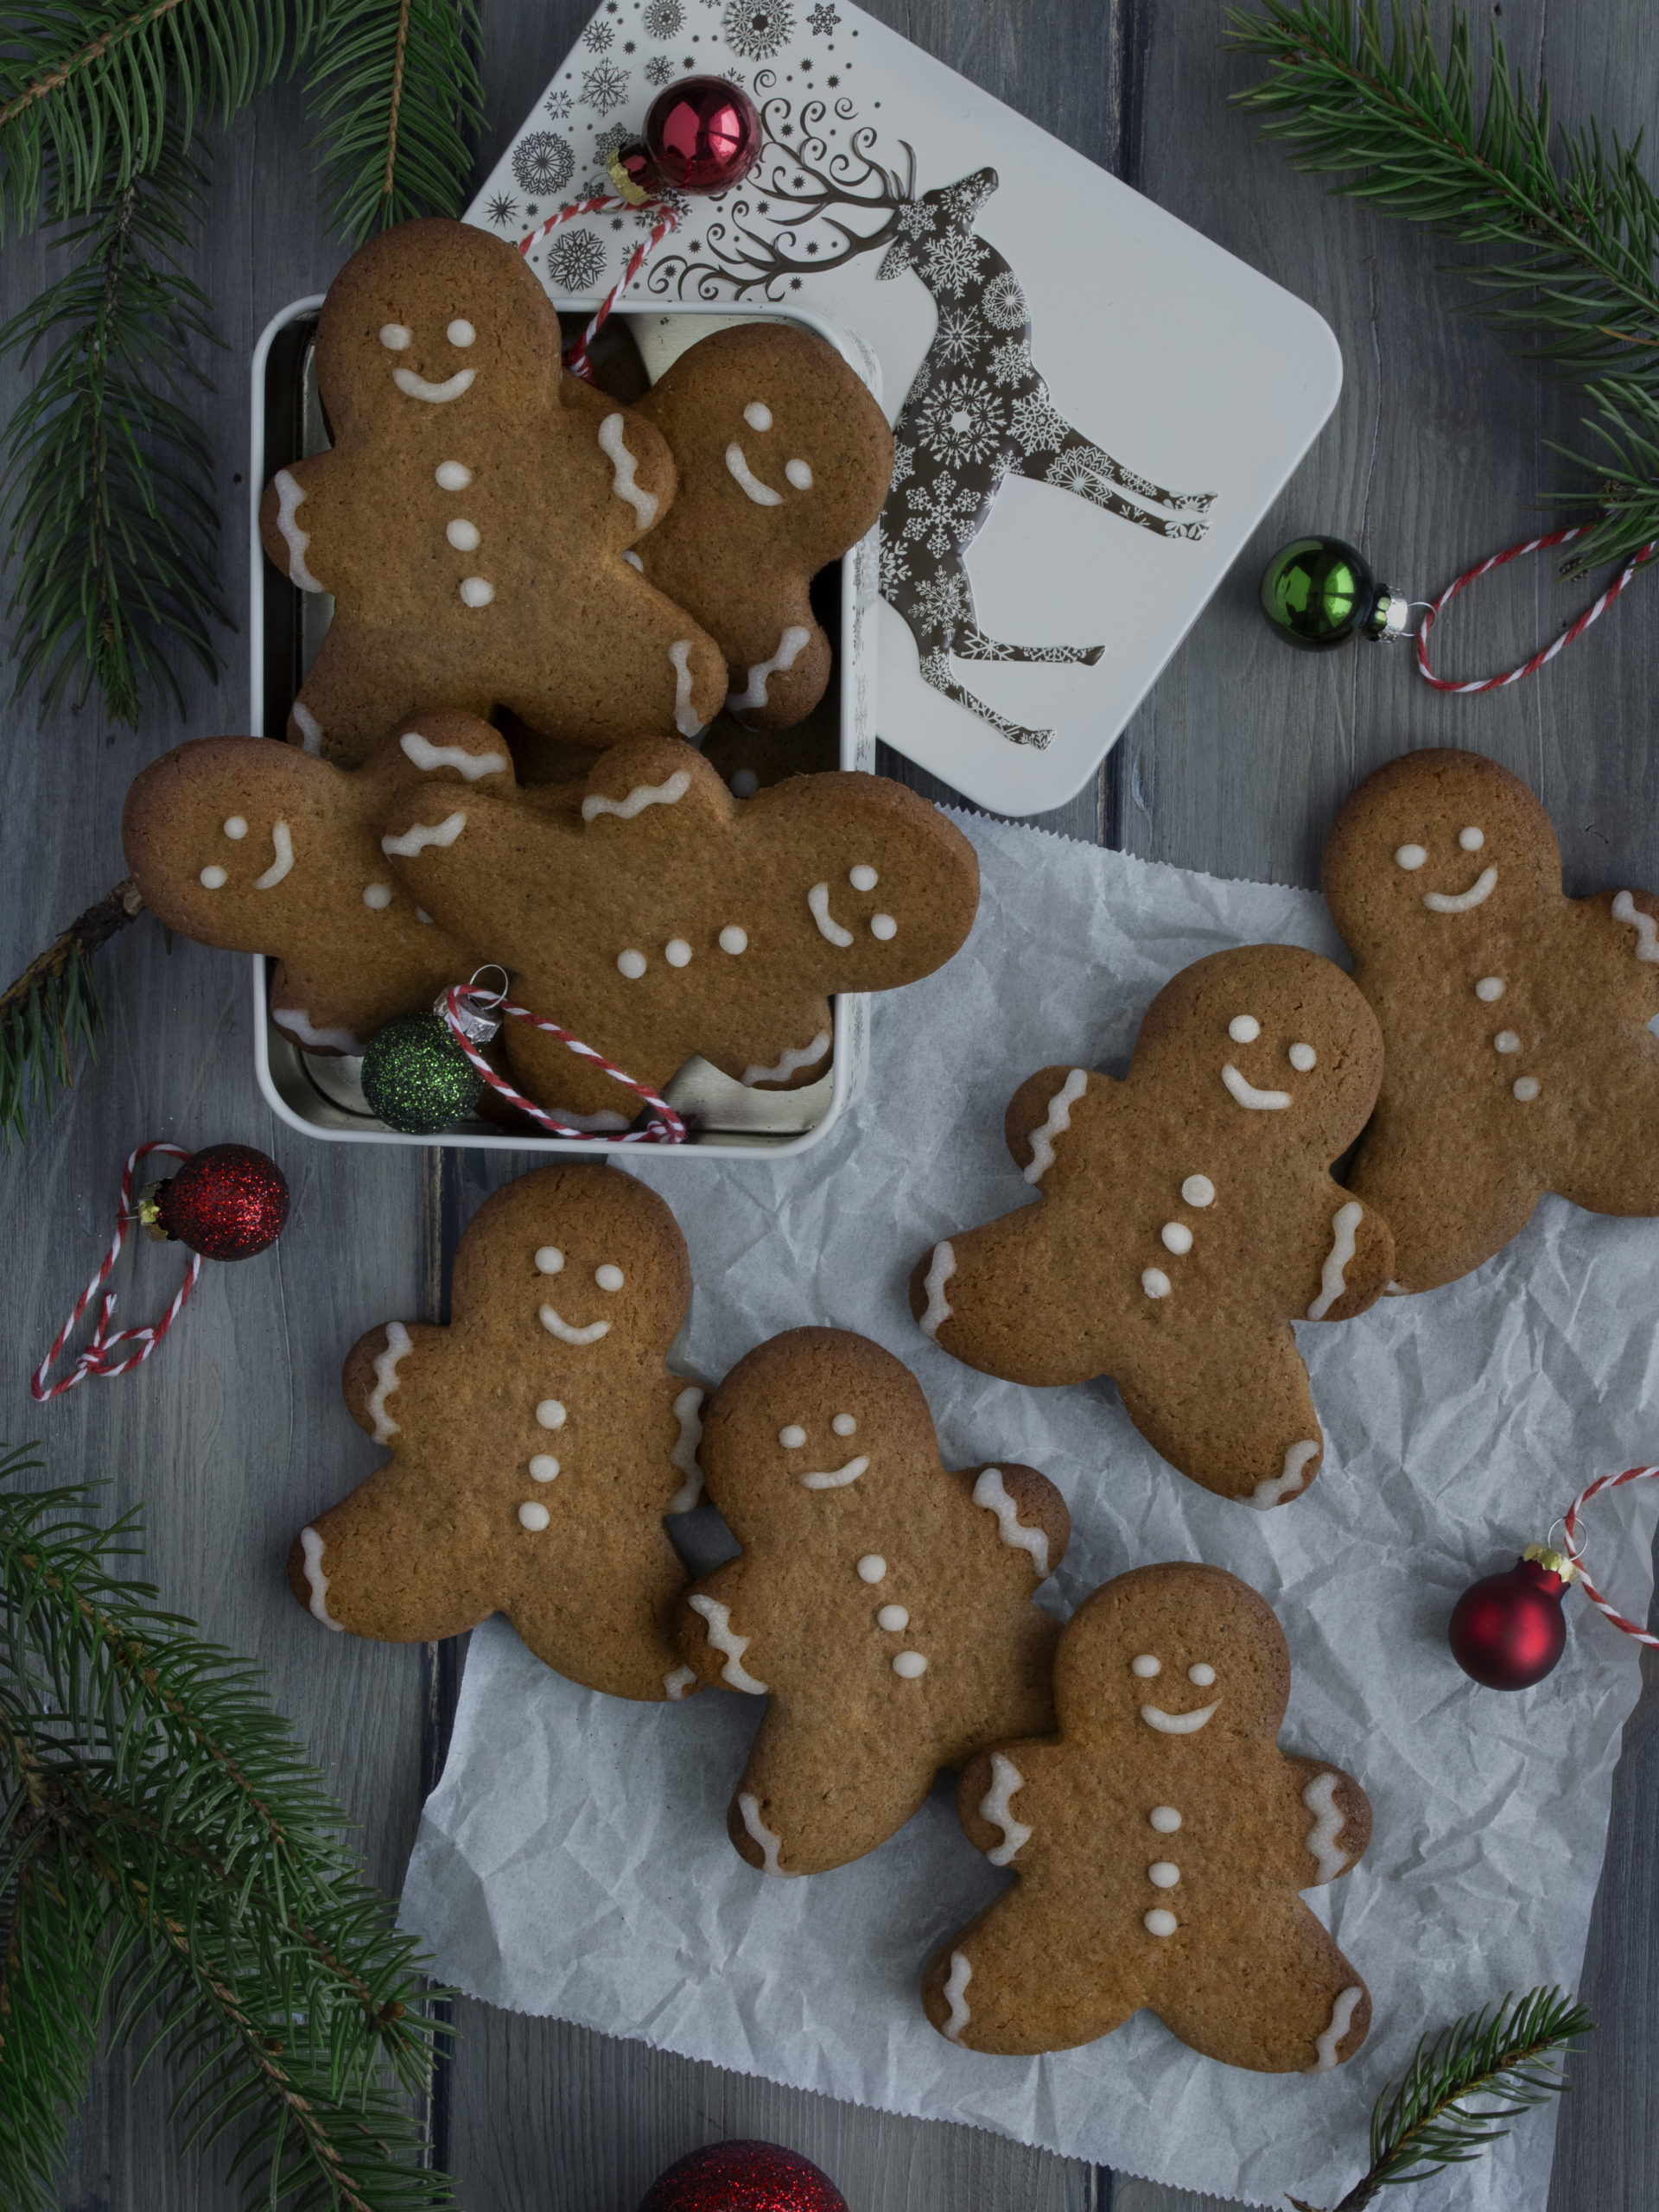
149 1144 290 1262
637 2139 849 2212
643 76 762 194
1449 1552 1570 1690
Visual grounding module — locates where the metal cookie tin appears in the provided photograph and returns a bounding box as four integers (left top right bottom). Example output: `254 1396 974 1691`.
247 296 880 1155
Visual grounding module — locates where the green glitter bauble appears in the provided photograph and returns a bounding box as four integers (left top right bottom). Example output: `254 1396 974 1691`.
1260 535 1395 649
360 1012 482 1135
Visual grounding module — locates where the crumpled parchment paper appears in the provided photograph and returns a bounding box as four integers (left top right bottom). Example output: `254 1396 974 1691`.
400 812 1658 2209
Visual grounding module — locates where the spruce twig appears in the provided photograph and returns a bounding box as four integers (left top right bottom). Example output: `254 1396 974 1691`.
1287 1986 1592 2212
0 1449 454 2209
1224 0 1659 573
0 878 148 1149
306 0 485 245
1 130 230 724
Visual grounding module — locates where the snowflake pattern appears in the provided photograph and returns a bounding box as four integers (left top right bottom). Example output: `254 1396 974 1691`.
580 61 630 112
916 375 1007 467
485 194 520 228
932 307 986 366
901 475 980 557
643 53 676 86
512 133 575 197
593 123 634 163
896 199 935 240
921 229 988 301
722 1 795 60
889 440 915 488
543 89 574 121
877 533 912 596
808 3 840 29
981 270 1027 330
1009 389 1069 455
582 17 614 48
643 0 684 33
547 229 607 292
987 334 1033 388
908 569 970 632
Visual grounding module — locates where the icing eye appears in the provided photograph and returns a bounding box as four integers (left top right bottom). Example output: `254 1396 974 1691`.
200 865 227 889
535 1248 564 1274
223 817 247 839
435 461 473 490
1131 1654 1161 1678
1395 843 1427 870
719 925 748 955
849 864 878 891
1287 1042 1317 1072
617 949 647 979
832 1413 857 1436
1180 1173 1215 1207
518 1501 550 1531
855 1554 887 1583
869 912 897 940
379 324 412 351
743 400 772 430
447 319 476 347
779 1424 807 1449
594 1264 624 1292
785 458 813 489
1187 1662 1216 1687
1459 825 1484 851
1228 1014 1260 1044
664 938 692 968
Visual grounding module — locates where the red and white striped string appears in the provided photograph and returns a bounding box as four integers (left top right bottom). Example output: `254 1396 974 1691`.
1414 524 1657 693
1560 1464 1659 1649
31 1141 202 1402
518 194 682 382
439 982 686 1146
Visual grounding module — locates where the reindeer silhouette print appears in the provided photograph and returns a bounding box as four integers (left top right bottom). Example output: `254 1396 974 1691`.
654 149 1216 752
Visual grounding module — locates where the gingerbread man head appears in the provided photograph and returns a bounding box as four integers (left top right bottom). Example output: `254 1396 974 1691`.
289 1163 706 1703
378 733 981 1122
632 323 894 730
677 1327 1069 1876
922 1561 1372 2072
259 217 728 766
912 944 1394 1506
1323 747 1659 1288
122 716 502 1055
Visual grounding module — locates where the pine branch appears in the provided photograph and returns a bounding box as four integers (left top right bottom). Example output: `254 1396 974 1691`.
1224 0 1659 572
0 1452 454 2209
1287 1986 1592 2212
1 129 231 725
305 0 484 245
0 877 147 1150
0 0 306 232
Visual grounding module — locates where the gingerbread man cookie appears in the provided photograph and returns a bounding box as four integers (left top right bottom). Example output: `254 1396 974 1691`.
258 217 727 766
288 1164 706 1703
910 945 1393 1507
378 734 980 1125
922 1562 1372 2072
675 1328 1068 1875
122 714 500 1055
1324 747 1659 1291
631 323 893 731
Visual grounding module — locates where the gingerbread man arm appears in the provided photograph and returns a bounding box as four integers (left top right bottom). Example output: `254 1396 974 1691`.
1300 1186 1394 1325
957 1739 1064 1872
676 1560 773 1700
259 453 362 600
1003 1064 1104 1183
1279 1755 1372 1890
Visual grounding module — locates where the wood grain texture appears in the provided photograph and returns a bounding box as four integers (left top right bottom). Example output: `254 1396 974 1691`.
1 0 1651 2207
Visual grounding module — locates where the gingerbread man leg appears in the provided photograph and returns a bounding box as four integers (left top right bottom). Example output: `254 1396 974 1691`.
1344 1095 1541 1293
726 1704 944 1878
505 1519 694 1705
921 1885 1147 2056
289 616 480 765
1115 1314 1327 1508
1151 1897 1370 2074
289 1466 499 1645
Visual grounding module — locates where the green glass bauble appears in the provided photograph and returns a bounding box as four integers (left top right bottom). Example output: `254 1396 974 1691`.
1259 536 1407 650
360 1011 482 1135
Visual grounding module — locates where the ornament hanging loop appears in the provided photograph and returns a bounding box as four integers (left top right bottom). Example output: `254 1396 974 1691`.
1414 525 1657 693
31 1142 200 1401
1560 1464 1659 1648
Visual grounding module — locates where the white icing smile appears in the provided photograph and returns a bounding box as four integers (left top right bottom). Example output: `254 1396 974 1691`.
1422 865 1497 913
799 1455 868 1491
724 441 784 505
1221 1062 1292 1110
252 821 295 890
808 882 854 947
538 1305 610 1347
1140 1700 1220 1735
393 365 476 404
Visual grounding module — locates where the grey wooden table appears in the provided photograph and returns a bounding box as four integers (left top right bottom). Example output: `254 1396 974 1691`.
5 2 1656 2206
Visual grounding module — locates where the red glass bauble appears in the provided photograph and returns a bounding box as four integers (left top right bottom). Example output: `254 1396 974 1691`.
150 1143 290 1262
1448 1554 1570 1690
638 2139 849 2212
643 75 763 194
